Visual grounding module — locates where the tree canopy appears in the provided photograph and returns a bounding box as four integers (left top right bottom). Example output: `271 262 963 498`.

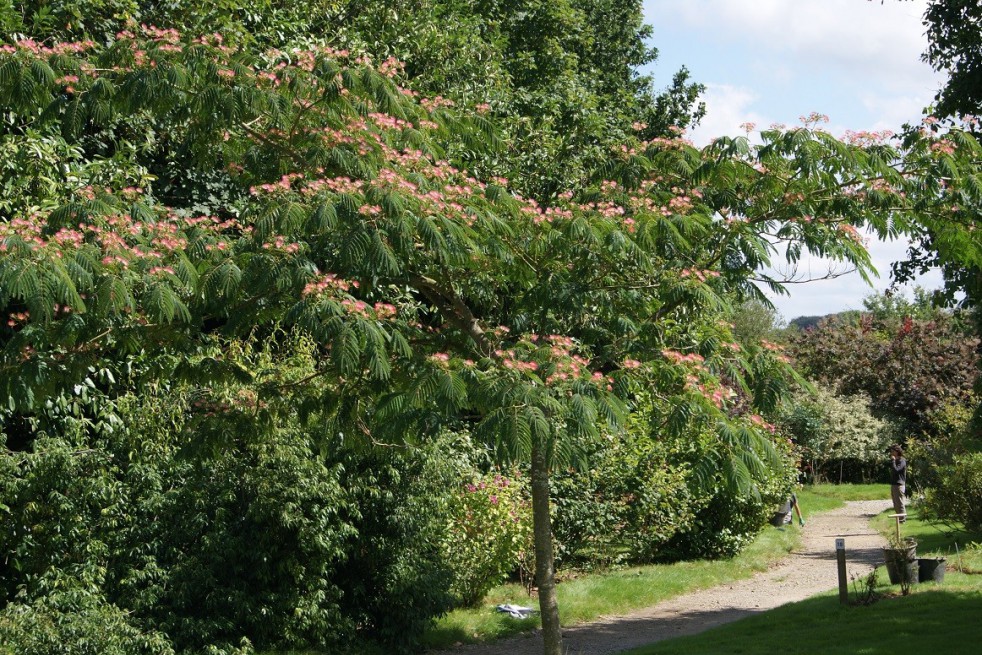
922 0 982 120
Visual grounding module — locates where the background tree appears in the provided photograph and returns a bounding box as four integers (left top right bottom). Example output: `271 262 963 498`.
789 301 979 438
730 300 785 347
921 0 982 120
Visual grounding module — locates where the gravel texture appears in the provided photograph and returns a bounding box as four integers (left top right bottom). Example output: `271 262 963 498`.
431 499 892 655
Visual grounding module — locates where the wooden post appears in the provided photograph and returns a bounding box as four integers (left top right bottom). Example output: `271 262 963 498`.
889 514 904 542
836 538 848 605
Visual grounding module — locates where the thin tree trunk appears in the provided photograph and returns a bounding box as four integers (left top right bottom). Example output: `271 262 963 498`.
531 441 562 655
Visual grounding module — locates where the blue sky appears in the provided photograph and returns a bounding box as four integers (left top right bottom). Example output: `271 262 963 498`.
640 0 946 320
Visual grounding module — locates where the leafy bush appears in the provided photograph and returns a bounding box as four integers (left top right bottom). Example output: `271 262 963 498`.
0 395 360 653
658 423 794 561
122 430 358 652
443 470 532 606
327 437 463 654
663 490 772 560
907 399 982 489
920 453 982 531
662 443 793 560
777 385 896 483
788 310 978 439
551 434 696 568
0 385 476 655
0 575 175 655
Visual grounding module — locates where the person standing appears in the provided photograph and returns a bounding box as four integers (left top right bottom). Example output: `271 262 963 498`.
889 444 908 522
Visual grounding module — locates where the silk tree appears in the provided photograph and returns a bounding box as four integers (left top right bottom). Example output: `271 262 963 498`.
3 29 982 655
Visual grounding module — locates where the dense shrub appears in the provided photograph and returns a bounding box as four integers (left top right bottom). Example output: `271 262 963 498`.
0 397 361 653
0 579 175 655
551 434 696 568
920 453 982 532
326 438 464 654
777 385 896 483
662 491 772 560
122 432 358 652
443 469 532 606
660 449 793 560
0 388 476 654
659 431 794 561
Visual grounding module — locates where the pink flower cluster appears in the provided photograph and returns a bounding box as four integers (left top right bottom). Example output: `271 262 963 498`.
302 273 357 297
661 349 705 366
377 56 404 78
494 348 540 373
799 112 830 127
250 174 301 195
760 340 792 363
261 235 301 254
749 414 777 433
6 311 29 328
842 129 894 146
0 38 97 56
835 223 864 244
686 376 735 409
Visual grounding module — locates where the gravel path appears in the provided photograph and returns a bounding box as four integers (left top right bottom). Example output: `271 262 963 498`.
431 499 892 655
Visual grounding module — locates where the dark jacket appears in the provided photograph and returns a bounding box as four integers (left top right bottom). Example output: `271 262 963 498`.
890 457 907 486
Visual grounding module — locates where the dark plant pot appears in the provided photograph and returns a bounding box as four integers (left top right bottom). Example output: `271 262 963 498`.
770 511 788 527
917 557 946 583
883 543 918 585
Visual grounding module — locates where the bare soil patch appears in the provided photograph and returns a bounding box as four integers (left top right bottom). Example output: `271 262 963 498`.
432 500 891 655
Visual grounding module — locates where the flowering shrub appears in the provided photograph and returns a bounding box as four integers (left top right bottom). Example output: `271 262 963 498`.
442 470 532 607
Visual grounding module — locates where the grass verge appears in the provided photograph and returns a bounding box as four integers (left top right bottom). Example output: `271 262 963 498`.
804 482 891 503
420 524 800 650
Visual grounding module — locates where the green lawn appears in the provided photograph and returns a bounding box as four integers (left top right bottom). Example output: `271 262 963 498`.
625 505 982 655
803 482 891 503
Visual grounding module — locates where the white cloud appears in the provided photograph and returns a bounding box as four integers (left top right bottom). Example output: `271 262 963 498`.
644 0 940 90
687 83 768 146
860 91 937 130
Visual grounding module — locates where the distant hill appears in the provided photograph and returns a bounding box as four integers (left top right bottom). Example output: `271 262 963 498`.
788 310 862 330
788 315 826 330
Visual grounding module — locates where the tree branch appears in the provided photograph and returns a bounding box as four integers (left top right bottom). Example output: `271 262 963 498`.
411 274 492 354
